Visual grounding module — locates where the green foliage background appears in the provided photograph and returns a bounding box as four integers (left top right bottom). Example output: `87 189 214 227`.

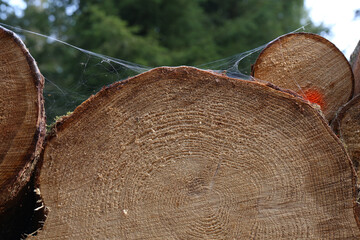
0 0 326 123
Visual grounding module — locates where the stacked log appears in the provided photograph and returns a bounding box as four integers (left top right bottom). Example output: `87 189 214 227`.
31 67 360 238
332 42 360 184
0 26 45 239
1 26 360 239
332 95 360 179
252 33 354 121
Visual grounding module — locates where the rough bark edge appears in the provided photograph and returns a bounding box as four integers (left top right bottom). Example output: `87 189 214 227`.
350 40 360 96
251 32 355 102
0 26 46 213
33 66 360 234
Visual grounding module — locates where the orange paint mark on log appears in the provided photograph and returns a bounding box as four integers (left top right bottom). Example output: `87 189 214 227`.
301 89 325 109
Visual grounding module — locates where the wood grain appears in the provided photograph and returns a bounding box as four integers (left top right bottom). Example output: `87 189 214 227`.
0 26 45 214
252 33 354 121
32 67 359 239
332 94 360 182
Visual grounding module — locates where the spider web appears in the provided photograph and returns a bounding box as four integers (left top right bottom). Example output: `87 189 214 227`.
0 23 307 125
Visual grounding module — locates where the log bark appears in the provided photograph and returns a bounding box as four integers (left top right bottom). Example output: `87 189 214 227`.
0 26 45 214
30 67 360 239
332 94 360 181
350 40 360 96
251 32 354 121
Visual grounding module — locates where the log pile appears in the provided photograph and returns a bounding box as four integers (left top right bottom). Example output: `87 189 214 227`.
1 27 360 239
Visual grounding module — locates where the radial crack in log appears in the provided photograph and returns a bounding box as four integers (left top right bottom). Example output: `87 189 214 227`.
252 32 354 121
32 67 359 239
0 26 45 214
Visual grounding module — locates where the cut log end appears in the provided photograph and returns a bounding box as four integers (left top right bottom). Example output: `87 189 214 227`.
31 67 360 239
0 26 45 213
332 94 360 180
252 32 354 121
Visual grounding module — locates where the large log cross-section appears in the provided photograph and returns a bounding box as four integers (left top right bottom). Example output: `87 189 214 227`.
32 67 360 239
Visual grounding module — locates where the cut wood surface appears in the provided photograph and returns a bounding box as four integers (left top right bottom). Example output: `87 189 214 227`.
332 94 360 180
350 40 360 96
252 32 354 121
32 67 359 239
0 26 45 213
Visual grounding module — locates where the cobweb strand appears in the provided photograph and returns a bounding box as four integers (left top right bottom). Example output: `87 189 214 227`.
0 22 309 125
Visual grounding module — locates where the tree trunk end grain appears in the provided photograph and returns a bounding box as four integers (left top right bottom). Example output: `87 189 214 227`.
252 32 354 122
30 67 360 239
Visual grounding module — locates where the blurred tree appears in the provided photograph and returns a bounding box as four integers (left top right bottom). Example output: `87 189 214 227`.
71 4 170 66
72 0 326 64
201 0 326 56
73 0 218 66
355 9 360 19
1 0 326 123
